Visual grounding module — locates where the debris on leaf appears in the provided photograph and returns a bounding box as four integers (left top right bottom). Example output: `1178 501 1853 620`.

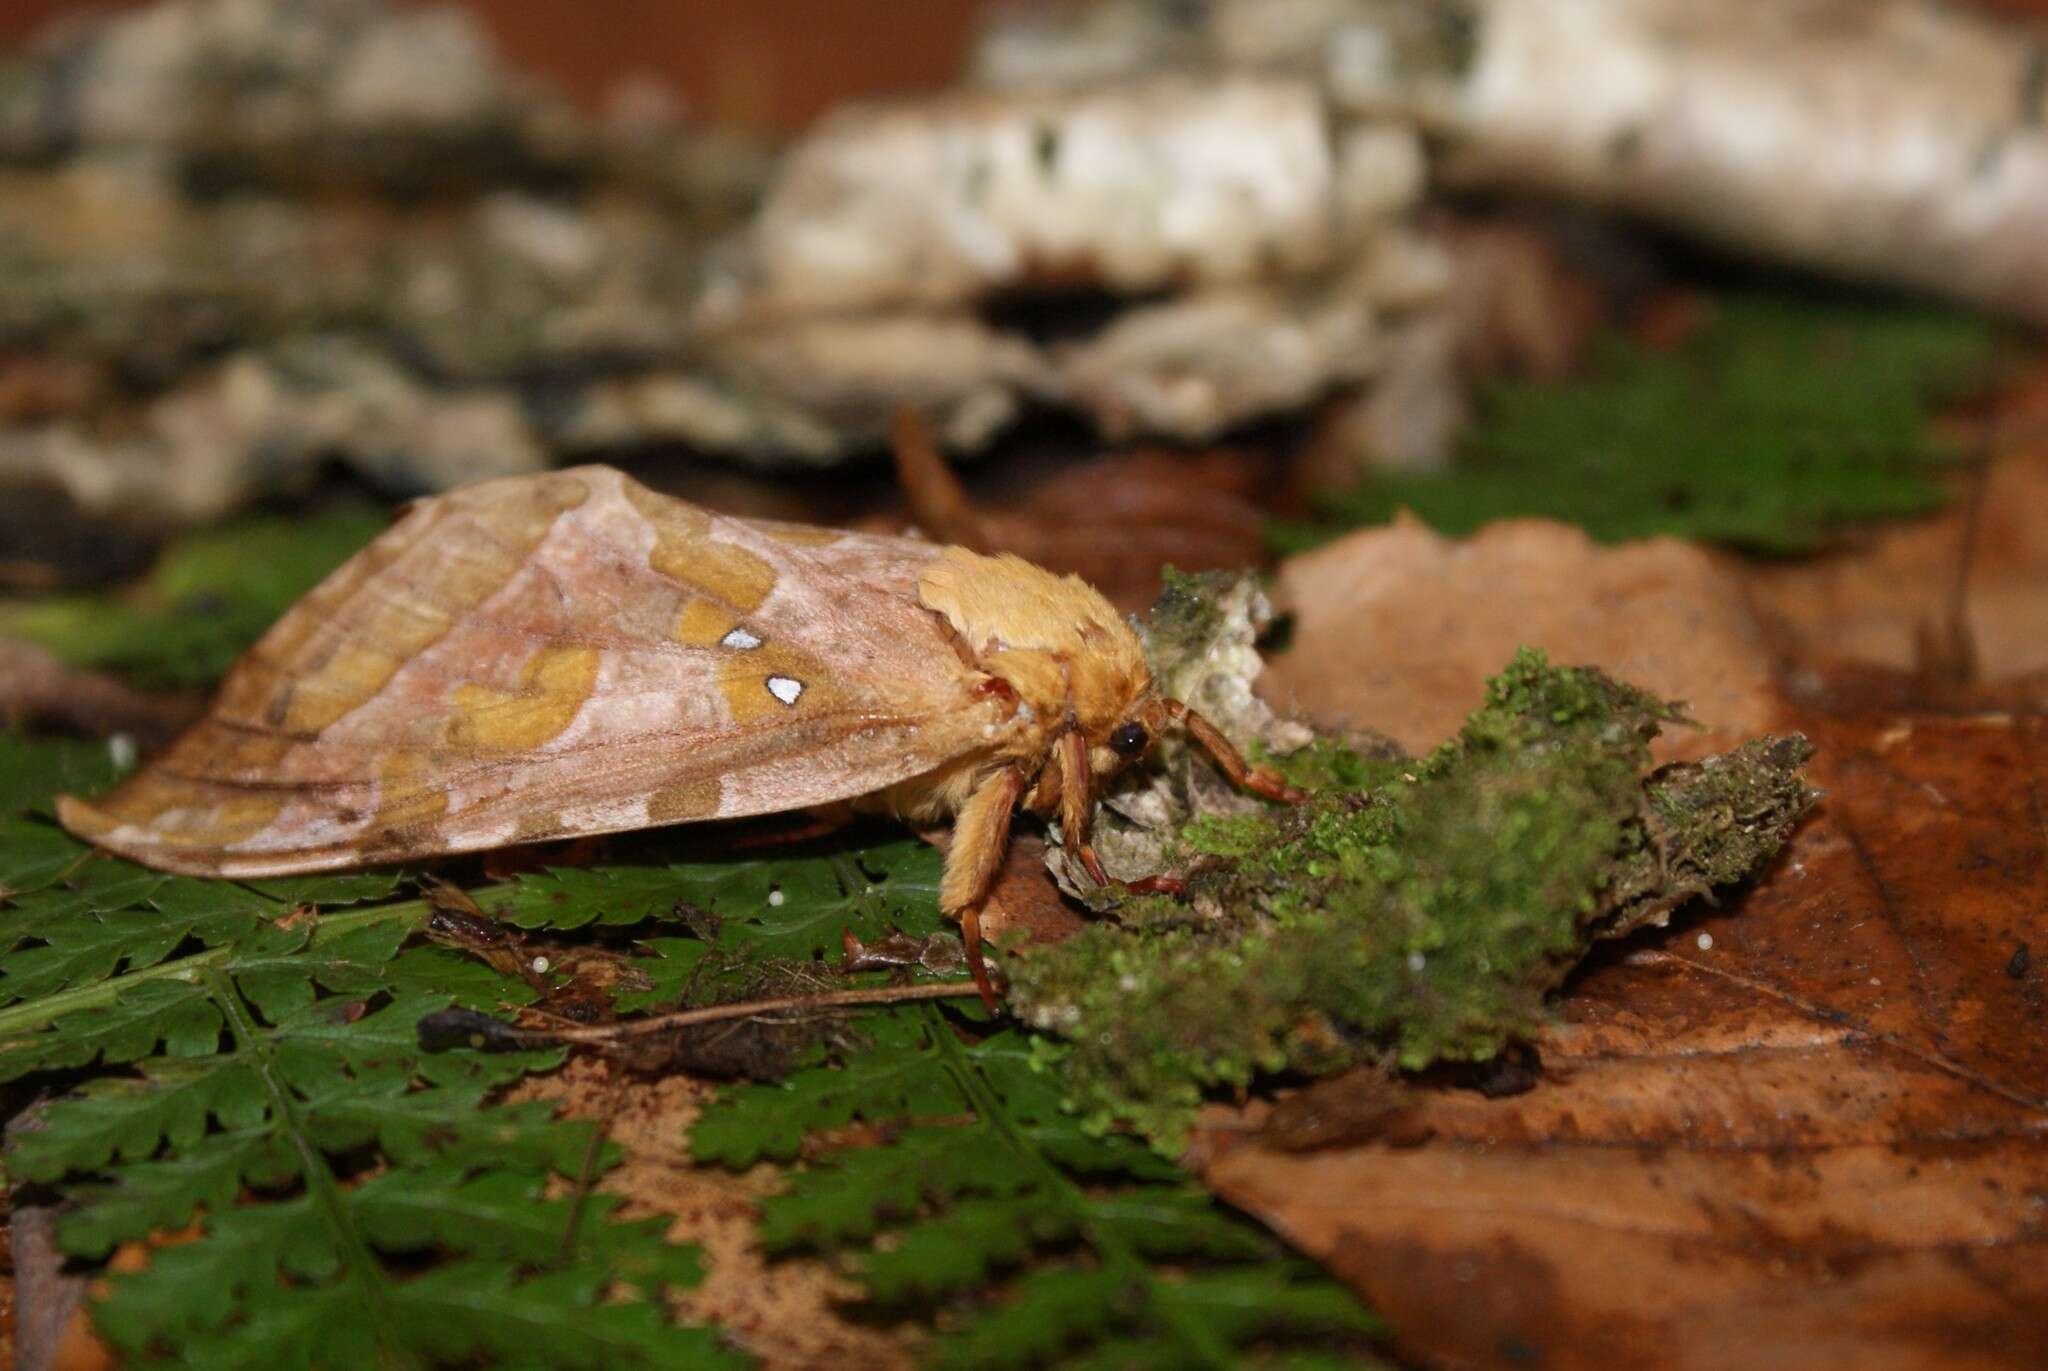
1199 705 2048 1371
1010 648 1816 1151
1047 569 1329 893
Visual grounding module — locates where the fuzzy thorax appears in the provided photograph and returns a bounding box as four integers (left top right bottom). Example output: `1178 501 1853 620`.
917 547 1151 761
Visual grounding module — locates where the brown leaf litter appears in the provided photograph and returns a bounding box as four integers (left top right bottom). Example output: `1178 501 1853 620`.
1739 384 2048 690
1193 706 2048 1371
507 1057 917 1371
1189 434 2048 1369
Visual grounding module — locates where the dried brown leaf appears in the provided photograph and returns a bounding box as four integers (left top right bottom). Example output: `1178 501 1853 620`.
1264 515 1779 762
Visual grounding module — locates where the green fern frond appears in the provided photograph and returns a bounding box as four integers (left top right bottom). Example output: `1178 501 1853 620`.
0 734 744 1369
706 994 1384 1369
497 839 945 957
7 718 1383 1367
691 1007 967 1166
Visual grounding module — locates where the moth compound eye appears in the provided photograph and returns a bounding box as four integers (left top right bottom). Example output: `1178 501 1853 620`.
1109 723 1149 757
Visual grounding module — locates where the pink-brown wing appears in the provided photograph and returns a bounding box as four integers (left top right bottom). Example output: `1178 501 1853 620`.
58 467 1008 876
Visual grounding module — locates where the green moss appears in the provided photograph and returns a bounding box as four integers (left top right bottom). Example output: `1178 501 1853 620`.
1274 291 2000 555
1254 734 1404 795
1009 650 1815 1152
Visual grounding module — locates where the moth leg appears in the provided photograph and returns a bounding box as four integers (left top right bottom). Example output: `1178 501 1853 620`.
1056 728 1110 886
942 765 1027 1010
1023 759 1061 817
1163 700 1306 803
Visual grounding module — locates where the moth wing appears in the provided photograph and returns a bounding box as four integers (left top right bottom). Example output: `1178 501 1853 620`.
58 468 1008 876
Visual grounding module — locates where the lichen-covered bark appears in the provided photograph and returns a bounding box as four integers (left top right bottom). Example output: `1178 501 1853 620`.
977 0 2048 325
1011 642 1816 1152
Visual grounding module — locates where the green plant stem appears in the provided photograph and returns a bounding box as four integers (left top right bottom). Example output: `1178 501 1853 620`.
0 895 438 1037
203 965 421 1371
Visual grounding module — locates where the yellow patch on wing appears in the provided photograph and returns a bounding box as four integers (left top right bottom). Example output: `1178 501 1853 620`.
624 483 778 612
371 751 450 832
673 597 739 647
752 520 844 547
716 641 835 725
512 810 568 844
277 644 408 734
445 643 602 753
60 771 286 854
649 778 723 823
174 720 295 774
217 471 591 739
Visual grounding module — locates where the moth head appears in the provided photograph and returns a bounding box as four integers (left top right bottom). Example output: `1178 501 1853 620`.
1087 692 1305 805
1084 690 1175 779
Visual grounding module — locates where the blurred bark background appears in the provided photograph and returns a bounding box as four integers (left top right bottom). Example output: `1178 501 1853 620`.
0 0 992 134
11 0 2048 139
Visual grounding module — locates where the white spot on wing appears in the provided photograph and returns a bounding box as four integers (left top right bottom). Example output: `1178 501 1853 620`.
766 675 804 706
721 626 762 650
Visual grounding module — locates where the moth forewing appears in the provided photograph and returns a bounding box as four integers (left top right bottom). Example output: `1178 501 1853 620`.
56 467 1010 876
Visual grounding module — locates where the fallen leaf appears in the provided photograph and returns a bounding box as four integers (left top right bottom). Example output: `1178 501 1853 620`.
1265 515 1779 762
1193 704 2048 1371
0 639 202 747
966 448 1272 611
919 830 1085 950
1739 421 2048 687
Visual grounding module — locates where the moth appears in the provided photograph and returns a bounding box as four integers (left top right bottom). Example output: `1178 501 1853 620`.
58 466 1299 1003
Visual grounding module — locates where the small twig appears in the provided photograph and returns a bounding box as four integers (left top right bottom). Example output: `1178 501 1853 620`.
419 979 981 1053
1934 444 1992 686
0 638 203 746
559 1079 626 1265
891 404 991 551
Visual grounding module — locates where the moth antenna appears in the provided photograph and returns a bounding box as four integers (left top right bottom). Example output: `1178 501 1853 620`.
1056 729 1110 885
892 403 992 552
1163 700 1307 803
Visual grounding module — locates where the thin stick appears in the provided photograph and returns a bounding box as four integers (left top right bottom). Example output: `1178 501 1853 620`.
559 1078 625 1263
1936 443 1992 686
891 404 992 551
495 979 981 1048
